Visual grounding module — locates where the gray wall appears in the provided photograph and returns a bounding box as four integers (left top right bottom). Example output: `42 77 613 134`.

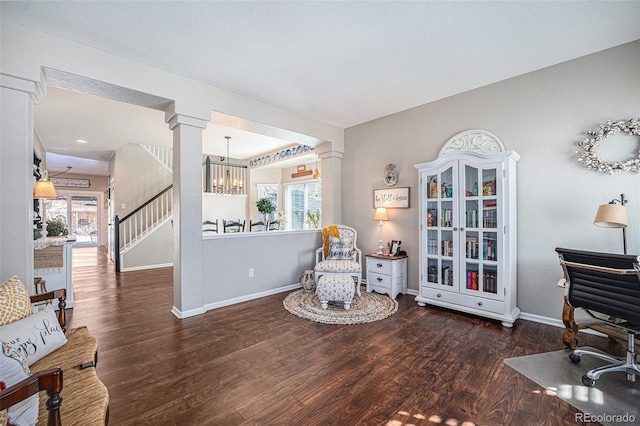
343 41 640 321
202 230 321 308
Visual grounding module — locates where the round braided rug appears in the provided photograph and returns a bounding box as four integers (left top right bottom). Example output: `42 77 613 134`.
283 289 398 324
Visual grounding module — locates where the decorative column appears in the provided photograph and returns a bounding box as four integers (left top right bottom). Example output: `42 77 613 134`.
316 143 342 226
166 105 208 318
0 74 45 291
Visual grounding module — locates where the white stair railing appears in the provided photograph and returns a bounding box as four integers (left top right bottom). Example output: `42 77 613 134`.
140 144 173 172
115 185 173 271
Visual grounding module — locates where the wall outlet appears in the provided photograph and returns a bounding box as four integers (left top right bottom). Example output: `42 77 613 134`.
121 203 126 209
248 268 254 278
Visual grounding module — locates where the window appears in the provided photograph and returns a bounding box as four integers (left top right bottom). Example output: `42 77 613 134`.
285 180 321 230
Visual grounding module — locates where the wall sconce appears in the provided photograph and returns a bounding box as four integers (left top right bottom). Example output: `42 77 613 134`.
373 207 388 254
593 193 629 254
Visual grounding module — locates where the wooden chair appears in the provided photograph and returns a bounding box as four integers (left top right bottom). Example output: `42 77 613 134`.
249 220 266 232
267 220 280 231
223 219 245 233
202 219 218 234
314 224 362 297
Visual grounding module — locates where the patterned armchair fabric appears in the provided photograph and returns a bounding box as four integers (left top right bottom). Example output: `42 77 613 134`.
314 225 362 297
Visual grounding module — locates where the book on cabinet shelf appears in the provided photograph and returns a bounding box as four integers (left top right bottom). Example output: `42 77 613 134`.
482 210 497 228
466 209 478 228
427 240 438 255
483 271 498 293
466 271 479 290
442 266 453 286
482 237 497 261
441 240 454 257
442 209 453 227
466 237 478 259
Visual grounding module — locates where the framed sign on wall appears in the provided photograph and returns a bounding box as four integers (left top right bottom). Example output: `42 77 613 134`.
373 187 410 208
51 177 90 188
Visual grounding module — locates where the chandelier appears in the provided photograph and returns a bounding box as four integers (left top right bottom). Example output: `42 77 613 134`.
203 136 246 195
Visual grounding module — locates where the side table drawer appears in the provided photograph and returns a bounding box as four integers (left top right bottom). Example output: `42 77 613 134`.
368 271 391 289
368 258 392 275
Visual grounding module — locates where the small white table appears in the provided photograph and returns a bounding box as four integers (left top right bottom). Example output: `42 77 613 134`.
34 237 74 309
366 254 407 299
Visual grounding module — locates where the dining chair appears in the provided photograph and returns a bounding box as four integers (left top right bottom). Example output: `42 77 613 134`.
223 219 245 233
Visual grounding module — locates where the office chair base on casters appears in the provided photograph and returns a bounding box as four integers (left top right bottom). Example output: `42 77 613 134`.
570 333 640 387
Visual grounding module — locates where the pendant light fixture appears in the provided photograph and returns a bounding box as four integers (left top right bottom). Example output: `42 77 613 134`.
313 155 321 179
224 136 232 194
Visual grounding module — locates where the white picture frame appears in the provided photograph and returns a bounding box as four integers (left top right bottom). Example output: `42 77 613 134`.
373 187 409 208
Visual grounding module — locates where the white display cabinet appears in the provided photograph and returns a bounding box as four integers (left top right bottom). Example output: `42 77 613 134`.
414 130 520 327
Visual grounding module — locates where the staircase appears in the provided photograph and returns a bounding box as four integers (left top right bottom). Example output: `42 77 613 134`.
140 144 173 172
115 145 173 272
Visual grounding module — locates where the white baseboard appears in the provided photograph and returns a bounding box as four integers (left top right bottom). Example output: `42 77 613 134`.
518 312 564 328
404 288 607 337
203 283 302 312
171 305 206 319
121 262 173 272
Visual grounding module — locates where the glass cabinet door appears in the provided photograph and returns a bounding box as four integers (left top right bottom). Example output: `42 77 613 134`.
460 161 502 300
424 163 458 291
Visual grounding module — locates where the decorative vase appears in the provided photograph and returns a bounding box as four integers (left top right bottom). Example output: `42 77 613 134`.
301 270 315 292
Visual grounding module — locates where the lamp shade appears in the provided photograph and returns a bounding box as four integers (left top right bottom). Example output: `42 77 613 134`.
593 204 628 228
373 207 388 221
33 180 58 199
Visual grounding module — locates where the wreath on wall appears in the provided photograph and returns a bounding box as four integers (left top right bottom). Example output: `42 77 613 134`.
575 118 640 174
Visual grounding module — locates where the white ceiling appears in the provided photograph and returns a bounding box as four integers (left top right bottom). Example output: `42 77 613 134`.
3 1 639 176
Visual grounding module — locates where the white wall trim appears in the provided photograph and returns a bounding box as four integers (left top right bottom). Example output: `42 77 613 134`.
171 305 206 319
120 262 173 272
204 282 301 311
519 311 608 337
403 290 608 338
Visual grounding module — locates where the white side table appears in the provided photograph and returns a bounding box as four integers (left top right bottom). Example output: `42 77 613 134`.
366 254 407 299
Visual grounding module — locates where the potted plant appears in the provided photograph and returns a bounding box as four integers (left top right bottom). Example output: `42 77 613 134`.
46 219 68 237
306 209 321 229
255 197 276 222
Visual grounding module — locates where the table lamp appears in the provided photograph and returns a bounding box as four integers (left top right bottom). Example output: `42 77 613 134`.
374 207 388 254
593 193 628 254
33 170 58 240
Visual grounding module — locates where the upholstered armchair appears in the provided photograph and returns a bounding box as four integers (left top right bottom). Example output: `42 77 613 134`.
314 224 362 297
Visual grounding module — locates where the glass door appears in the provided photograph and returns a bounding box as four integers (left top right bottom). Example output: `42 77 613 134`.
424 163 458 291
45 193 101 245
460 161 502 300
70 195 99 244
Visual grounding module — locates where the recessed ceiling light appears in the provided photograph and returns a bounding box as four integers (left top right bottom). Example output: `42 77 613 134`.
75 139 88 143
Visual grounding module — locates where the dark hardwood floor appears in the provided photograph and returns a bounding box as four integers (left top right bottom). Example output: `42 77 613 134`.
67 246 609 425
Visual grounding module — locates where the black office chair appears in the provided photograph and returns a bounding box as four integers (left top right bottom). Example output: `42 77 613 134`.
556 247 640 387
202 219 218 234
223 219 245 233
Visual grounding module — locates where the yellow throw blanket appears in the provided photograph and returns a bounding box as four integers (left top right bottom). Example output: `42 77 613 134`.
322 224 340 258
